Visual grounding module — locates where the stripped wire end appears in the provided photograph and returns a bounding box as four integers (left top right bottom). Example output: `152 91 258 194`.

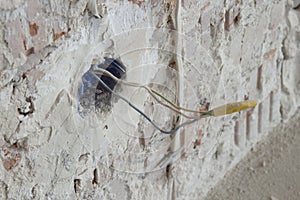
209 100 257 117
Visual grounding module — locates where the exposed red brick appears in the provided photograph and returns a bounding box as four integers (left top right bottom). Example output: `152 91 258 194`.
54 32 66 41
29 23 39 36
128 0 145 7
25 47 35 56
2 153 21 171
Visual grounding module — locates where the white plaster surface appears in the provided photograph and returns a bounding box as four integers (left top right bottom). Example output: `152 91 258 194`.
0 0 299 199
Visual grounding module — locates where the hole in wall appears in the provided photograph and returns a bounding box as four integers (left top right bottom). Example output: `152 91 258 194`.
77 57 126 116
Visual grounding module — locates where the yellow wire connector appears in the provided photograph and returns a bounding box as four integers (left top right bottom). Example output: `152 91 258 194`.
210 100 257 117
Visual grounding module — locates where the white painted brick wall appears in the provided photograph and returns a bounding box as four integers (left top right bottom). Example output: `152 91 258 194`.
0 0 299 199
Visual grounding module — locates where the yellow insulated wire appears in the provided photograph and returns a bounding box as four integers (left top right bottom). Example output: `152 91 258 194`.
94 67 257 118
210 100 257 117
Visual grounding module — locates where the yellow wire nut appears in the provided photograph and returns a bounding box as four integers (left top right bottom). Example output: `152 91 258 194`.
211 100 257 117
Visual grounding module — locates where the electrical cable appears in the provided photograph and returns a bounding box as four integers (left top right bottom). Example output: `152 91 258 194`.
93 68 211 118
90 71 204 134
87 66 257 134
95 68 257 118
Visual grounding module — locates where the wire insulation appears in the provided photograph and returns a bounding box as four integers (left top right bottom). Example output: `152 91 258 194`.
94 68 210 117
88 67 257 134
91 71 202 134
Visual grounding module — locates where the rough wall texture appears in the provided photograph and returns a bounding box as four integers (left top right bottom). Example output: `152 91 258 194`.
0 0 299 199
